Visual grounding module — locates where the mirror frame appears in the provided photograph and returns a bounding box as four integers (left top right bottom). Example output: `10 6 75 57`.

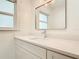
35 0 67 30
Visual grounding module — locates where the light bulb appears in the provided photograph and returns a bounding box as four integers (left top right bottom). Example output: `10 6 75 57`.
51 0 55 3
45 3 48 7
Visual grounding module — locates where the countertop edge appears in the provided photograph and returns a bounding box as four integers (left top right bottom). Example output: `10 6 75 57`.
14 36 79 59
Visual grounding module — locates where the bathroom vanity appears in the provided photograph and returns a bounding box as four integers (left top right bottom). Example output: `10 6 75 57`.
15 36 79 59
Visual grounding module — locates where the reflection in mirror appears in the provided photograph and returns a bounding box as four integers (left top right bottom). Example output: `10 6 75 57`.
35 0 66 30
39 12 48 29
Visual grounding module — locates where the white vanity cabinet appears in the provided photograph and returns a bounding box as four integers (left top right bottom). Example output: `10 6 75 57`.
15 39 46 59
47 51 75 59
15 39 77 59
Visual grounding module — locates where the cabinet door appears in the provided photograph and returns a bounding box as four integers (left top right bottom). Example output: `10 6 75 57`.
16 46 41 59
47 51 74 59
15 39 46 59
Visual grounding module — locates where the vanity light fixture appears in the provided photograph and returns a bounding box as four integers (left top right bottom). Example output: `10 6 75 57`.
49 0 55 6
35 0 55 9
45 3 48 7
45 0 55 7
51 0 55 3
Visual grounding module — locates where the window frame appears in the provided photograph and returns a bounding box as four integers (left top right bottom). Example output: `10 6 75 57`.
39 11 48 30
0 0 16 30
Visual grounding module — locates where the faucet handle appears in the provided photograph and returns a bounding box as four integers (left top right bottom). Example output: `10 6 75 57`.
41 30 46 34
41 30 47 38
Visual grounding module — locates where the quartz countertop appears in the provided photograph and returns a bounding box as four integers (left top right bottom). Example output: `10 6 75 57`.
15 35 79 58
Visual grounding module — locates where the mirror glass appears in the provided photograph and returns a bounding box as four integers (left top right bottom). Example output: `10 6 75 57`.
35 0 66 30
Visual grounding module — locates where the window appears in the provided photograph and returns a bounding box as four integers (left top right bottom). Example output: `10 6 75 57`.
39 12 48 29
0 0 15 30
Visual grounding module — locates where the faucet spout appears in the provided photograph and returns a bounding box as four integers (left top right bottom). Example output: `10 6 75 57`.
41 30 47 38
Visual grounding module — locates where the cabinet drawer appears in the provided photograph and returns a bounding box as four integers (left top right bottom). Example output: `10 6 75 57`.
47 50 75 59
15 39 46 59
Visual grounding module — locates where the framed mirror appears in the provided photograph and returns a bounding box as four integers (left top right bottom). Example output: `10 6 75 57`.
35 0 66 30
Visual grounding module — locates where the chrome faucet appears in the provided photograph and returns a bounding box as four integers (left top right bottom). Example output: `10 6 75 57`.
41 30 47 38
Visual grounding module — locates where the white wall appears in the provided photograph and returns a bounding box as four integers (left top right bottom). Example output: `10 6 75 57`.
0 31 15 59
48 0 65 29
47 0 79 40
16 0 35 36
